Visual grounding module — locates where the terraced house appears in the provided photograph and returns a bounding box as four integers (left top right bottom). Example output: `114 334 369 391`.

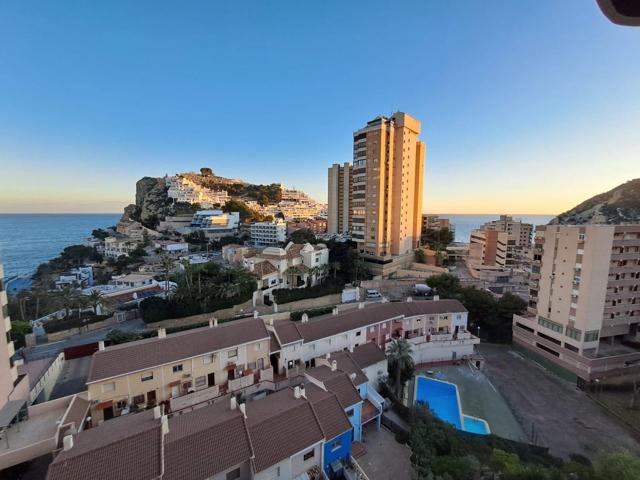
47 385 354 480
86 317 272 423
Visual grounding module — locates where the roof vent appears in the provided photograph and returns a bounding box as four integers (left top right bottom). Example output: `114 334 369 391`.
63 435 74 451
350 372 357 381
331 360 338 372
98 341 105 351
294 386 301 399
158 328 167 338
301 313 309 323
239 403 247 419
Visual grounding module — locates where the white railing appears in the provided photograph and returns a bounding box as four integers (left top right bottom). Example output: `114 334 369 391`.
228 374 255 392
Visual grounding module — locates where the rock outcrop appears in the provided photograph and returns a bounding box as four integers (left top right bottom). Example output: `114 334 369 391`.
549 179 640 225
120 177 170 229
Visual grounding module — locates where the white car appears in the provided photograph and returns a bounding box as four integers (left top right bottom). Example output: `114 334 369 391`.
366 289 383 299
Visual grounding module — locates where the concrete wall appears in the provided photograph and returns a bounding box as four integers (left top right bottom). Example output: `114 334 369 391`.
45 316 119 342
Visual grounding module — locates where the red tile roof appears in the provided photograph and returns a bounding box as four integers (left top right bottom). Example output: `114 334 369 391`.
306 367 362 408
273 300 466 345
47 410 162 480
351 343 387 368
87 317 269 383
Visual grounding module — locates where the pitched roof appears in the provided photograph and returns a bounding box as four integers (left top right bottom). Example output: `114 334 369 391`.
306 366 362 408
47 411 162 480
87 317 269 383
245 389 324 473
351 342 387 368
325 351 368 386
164 404 253 480
269 331 281 353
273 300 466 345
251 261 278 277
304 384 352 441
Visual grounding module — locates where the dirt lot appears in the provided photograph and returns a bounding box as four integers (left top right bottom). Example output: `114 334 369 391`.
478 343 640 459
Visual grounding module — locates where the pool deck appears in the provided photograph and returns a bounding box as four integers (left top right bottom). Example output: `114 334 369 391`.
416 364 526 442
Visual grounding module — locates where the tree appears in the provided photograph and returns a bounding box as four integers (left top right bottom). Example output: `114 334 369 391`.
288 228 317 245
10 321 32 349
55 286 78 318
88 290 104 314
91 228 110 240
415 249 426 264
106 329 143 345
387 338 414 398
594 451 640 480
421 227 454 251
425 273 461 299
160 255 176 292
200 167 213 177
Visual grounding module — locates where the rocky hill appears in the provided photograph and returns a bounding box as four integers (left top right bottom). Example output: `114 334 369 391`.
549 179 640 225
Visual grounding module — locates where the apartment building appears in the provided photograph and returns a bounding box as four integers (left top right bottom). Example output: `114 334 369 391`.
479 215 533 267
86 317 272 423
47 384 353 480
103 237 139 258
250 220 286 247
286 217 328 236
422 214 453 232
513 224 640 384
190 210 240 238
469 229 508 267
327 113 426 275
327 162 352 235
0 264 30 413
269 299 476 376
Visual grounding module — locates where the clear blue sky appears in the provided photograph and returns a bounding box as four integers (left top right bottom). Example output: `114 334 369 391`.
1 0 639 214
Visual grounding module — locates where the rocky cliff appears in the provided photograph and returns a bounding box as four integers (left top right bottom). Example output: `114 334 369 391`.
549 178 640 225
120 177 171 229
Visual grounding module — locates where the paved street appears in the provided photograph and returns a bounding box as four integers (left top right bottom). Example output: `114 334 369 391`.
478 343 640 459
23 318 145 361
49 357 92 400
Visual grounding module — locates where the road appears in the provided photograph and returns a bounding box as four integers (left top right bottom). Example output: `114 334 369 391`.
22 318 146 361
49 357 92 400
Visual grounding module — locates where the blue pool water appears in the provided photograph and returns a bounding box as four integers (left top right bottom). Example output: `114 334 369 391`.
415 376 490 435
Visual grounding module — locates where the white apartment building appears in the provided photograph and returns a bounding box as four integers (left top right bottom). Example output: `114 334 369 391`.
513 224 640 384
190 210 240 238
103 237 139 258
166 175 230 207
250 221 287 247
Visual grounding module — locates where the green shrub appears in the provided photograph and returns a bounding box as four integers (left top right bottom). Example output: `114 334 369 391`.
273 281 343 305
290 306 333 321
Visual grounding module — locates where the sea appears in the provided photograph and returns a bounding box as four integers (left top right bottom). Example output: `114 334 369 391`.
0 213 554 293
0 213 121 293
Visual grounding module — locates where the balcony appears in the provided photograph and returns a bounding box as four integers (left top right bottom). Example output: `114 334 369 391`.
228 372 256 392
169 384 220 412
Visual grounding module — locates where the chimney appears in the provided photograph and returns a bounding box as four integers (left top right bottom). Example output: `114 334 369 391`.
332 306 338 316
269 318 274 326
300 385 306 399
98 341 105 351
239 403 247 419
209 318 214 328
348 344 354 353
253 310 259 318
406 297 413 303
230 396 237 410
301 313 309 323
358 302 365 310
326 353 331 359
161 415 169 435
63 435 74 451
331 360 337 372
350 372 357 381
249 262 255 272
158 327 166 338
214 318 219 327
433 295 440 301
294 386 301 399
153 405 161 419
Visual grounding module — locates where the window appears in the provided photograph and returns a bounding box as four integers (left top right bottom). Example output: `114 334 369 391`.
537 317 563 334
585 331 600 342
228 348 238 359
102 382 115 393
203 354 214 364
226 467 241 480
303 449 315 461
172 364 183 373
346 409 354 417
331 440 343 452
356 331 361 337
141 372 153 382
195 376 206 387
133 394 145 405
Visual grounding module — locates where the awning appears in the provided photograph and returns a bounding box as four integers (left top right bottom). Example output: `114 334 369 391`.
0 400 27 428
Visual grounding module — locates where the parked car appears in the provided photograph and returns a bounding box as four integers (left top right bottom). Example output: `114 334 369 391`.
366 289 383 299
413 283 433 296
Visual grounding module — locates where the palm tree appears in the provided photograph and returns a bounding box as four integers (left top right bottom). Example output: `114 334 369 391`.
56 286 77 318
160 255 176 293
88 290 104 314
329 261 340 279
286 265 303 288
16 290 30 321
387 338 414 398
353 258 368 284
30 288 48 320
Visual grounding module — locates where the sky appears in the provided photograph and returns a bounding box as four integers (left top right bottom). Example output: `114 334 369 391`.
0 1 639 215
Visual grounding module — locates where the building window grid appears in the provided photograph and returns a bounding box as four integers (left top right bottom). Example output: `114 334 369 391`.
538 316 564 334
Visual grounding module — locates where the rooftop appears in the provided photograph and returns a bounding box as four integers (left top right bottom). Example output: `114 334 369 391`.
272 299 467 346
87 317 269 383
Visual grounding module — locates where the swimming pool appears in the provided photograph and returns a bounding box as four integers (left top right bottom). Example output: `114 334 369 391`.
414 375 490 435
